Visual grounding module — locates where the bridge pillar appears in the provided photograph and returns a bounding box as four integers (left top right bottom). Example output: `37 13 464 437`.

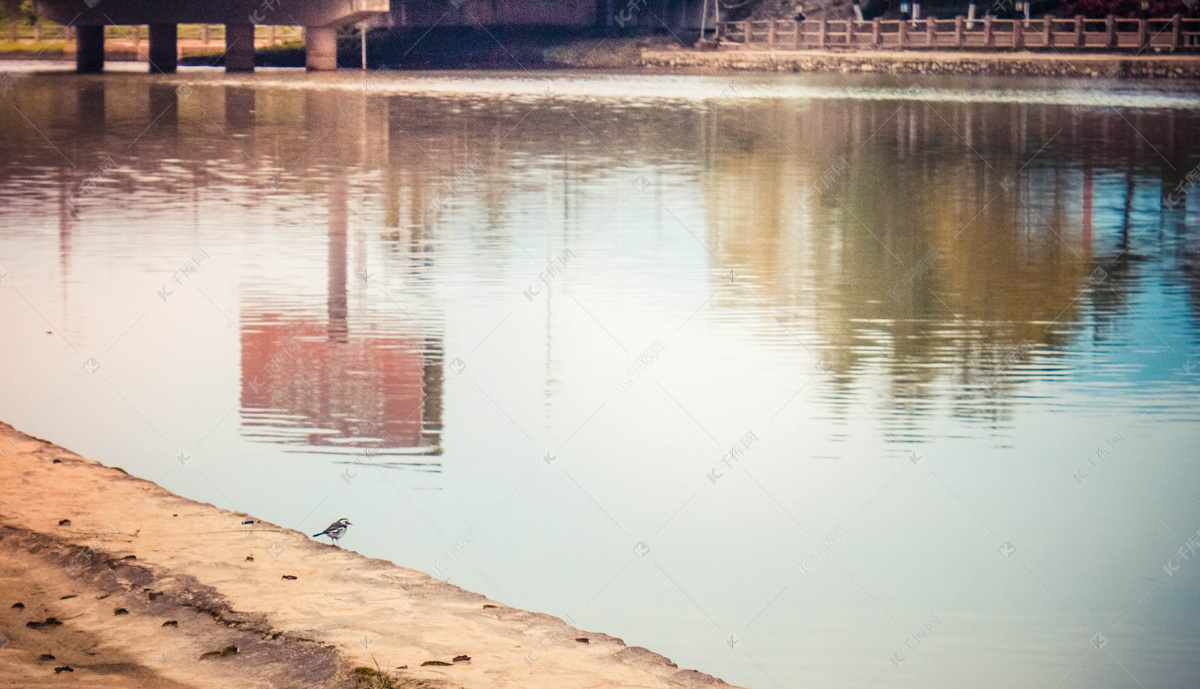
76 25 104 73
148 23 178 74
225 24 256 72
306 26 338 70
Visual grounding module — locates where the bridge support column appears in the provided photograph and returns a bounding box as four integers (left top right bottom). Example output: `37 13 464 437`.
76 25 104 73
148 23 178 74
306 26 338 70
225 24 256 72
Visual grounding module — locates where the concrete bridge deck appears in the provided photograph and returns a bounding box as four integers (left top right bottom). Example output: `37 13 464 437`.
33 0 389 73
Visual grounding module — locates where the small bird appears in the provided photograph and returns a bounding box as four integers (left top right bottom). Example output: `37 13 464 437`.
313 518 352 547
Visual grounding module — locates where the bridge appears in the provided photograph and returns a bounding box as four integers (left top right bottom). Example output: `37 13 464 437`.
33 0 390 73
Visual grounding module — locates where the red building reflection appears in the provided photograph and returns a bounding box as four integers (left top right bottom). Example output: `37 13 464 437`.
240 320 441 452
237 173 442 457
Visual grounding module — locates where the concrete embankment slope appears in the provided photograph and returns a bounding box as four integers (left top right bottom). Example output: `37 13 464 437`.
0 422 736 689
642 48 1200 78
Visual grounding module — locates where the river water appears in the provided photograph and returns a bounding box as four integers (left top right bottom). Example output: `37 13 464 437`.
2 62 1199 689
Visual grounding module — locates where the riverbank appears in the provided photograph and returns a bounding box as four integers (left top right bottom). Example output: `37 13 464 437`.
641 46 1200 78
5 35 1198 77
0 421 735 689
0 30 671 69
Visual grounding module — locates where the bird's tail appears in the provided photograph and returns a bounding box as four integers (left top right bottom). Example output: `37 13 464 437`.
312 532 323 537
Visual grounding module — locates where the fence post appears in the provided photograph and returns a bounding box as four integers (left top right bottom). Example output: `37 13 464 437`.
955 15 964 46
926 17 935 46
768 19 776 47
1043 17 1051 47
984 16 993 47
847 18 854 46
818 17 827 48
1171 15 1180 51
1137 17 1147 49
1012 18 1023 48
201 24 210 45
899 18 908 47
872 17 881 46
795 20 802 48
1074 15 1083 47
1105 15 1115 48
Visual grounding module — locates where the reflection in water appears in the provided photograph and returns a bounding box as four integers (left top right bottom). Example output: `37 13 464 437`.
2 69 1199 689
239 176 444 457
239 318 442 455
698 94 1197 437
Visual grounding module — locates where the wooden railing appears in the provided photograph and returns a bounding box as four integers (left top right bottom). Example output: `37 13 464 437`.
722 16 1200 51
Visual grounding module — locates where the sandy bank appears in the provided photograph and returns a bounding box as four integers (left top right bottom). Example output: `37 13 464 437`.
641 47 1200 78
0 422 737 689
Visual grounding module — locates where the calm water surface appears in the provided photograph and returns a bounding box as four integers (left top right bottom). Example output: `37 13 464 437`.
2 64 1200 689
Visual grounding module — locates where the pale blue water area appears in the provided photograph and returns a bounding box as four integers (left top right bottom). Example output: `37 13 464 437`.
2 62 1200 688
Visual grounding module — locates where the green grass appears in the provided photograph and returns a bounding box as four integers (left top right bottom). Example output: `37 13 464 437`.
0 20 302 44
0 39 66 52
